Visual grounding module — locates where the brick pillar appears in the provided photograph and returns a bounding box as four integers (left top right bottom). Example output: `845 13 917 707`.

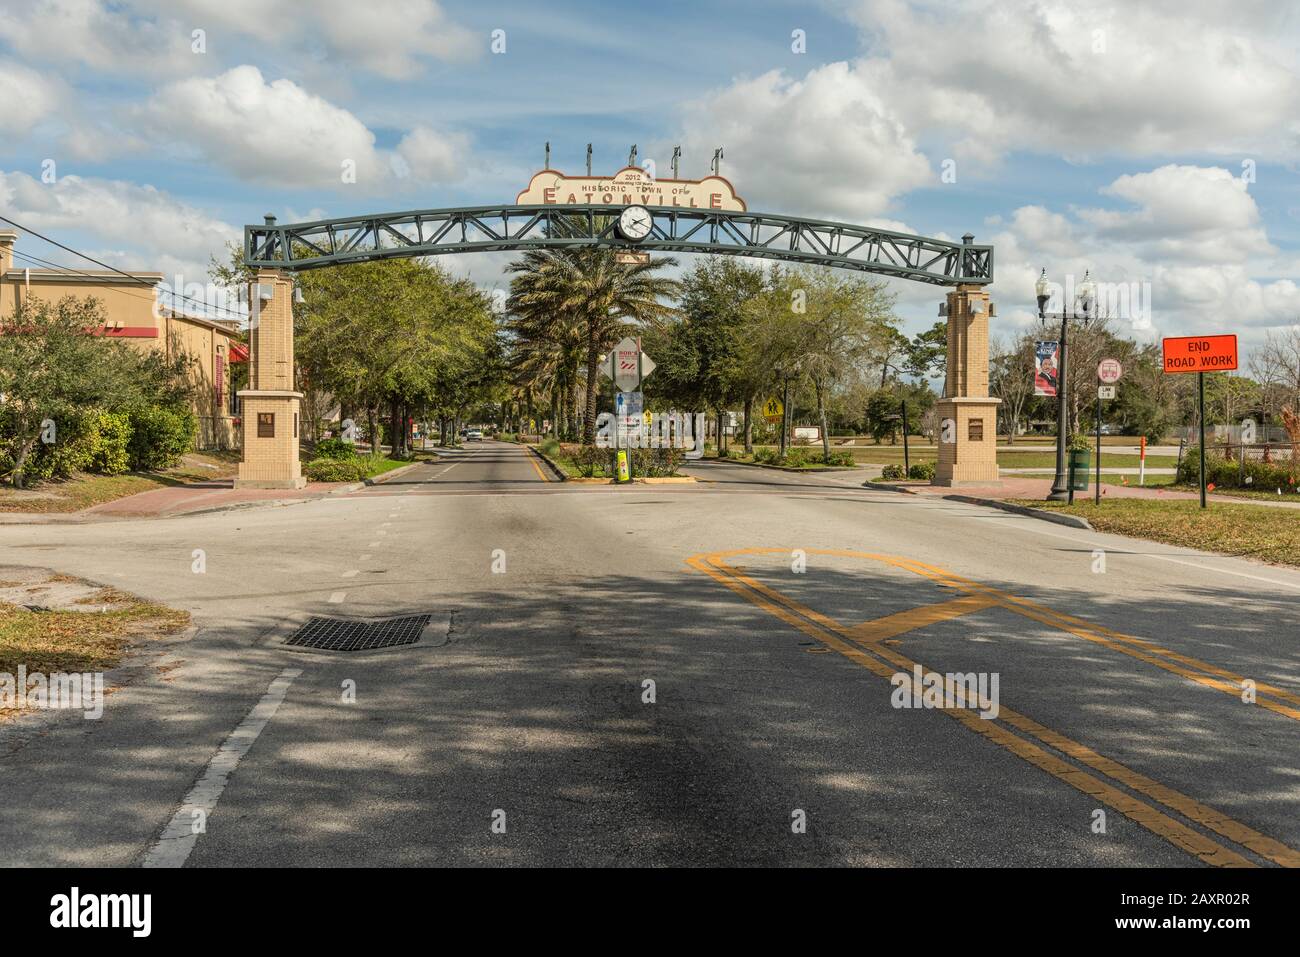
933 283 1001 487
235 268 306 489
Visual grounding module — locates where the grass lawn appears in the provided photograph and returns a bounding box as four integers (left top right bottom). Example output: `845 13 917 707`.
1018 498 1300 567
0 575 190 720
0 451 241 514
996 451 1179 469
361 455 414 478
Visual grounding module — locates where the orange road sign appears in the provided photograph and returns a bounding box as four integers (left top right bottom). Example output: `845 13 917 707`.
1162 334 1238 373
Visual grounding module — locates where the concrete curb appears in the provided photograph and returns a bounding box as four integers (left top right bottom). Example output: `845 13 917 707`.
862 480 923 494
528 446 569 481
363 461 424 486
942 495 1094 530
860 481 1094 529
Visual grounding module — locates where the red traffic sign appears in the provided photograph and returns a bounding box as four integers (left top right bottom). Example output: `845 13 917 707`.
1162 335 1238 374
1097 358 1122 384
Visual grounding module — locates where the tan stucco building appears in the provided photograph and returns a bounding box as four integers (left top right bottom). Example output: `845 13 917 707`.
0 230 244 449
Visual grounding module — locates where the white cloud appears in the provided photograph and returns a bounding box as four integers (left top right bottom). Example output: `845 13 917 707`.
0 60 64 136
846 0 1300 166
986 165 1300 349
1081 165 1272 263
0 169 239 282
0 0 193 74
673 63 933 222
136 66 467 190
0 0 475 79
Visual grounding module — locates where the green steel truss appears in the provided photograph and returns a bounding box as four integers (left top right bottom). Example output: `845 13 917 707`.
244 204 993 286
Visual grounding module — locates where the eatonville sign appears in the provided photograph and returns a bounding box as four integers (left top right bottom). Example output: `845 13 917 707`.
517 166 746 211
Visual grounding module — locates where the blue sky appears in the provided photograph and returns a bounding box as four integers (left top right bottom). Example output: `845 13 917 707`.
0 0 1297 351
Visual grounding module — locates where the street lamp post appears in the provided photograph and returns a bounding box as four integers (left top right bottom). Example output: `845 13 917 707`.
1036 268 1097 502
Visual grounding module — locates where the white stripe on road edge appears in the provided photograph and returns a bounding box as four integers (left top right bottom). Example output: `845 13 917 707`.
328 591 347 603
340 569 359 578
143 668 301 868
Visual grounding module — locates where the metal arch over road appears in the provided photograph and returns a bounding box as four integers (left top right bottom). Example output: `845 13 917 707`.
243 204 994 287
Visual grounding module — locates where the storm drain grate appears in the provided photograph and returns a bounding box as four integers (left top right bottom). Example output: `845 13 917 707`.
284 614 431 651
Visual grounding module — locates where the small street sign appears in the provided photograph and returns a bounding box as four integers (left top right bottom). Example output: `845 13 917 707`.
1098 385 1116 399
1097 358 1122 384
614 250 650 265
762 396 783 422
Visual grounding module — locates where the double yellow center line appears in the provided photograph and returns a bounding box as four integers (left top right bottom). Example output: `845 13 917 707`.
687 547 1300 868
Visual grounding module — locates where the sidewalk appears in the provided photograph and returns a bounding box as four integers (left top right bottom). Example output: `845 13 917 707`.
885 475 1300 510
0 478 346 523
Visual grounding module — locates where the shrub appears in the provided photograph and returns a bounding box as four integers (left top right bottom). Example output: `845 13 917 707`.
304 457 369 483
881 463 906 480
84 410 131 475
539 437 561 457
822 450 855 467
313 437 357 459
1177 448 1298 491
127 405 196 471
782 448 810 468
908 461 936 481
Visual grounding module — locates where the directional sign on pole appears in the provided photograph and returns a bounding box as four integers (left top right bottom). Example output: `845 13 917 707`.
601 337 655 392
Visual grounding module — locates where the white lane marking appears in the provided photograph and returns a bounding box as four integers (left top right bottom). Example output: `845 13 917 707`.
143 668 301 868
328 591 347 603
936 502 1300 592
340 569 359 578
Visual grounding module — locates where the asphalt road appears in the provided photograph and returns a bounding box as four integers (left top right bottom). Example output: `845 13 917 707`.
1 440 1297 867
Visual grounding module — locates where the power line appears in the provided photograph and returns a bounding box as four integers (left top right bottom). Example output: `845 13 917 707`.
0 213 248 322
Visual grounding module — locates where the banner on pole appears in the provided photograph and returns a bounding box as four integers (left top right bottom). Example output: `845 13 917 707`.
1034 341 1060 397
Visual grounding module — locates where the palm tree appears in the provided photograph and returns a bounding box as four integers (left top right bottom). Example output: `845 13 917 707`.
506 248 680 444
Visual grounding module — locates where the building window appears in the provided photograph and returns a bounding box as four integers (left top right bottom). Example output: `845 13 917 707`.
257 412 275 438
968 418 984 442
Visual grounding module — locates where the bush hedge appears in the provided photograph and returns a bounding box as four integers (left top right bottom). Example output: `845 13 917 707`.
881 463 906 480
313 438 357 459
303 457 369 483
908 461 936 480
1176 448 1298 492
127 405 196 471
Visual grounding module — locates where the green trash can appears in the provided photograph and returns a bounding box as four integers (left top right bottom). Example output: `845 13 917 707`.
1068 449 1091 491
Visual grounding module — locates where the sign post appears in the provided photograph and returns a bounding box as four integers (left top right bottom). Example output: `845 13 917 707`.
601 337 656 483
1095 359 1122 504
1161 335 1238 509
901 399 910 475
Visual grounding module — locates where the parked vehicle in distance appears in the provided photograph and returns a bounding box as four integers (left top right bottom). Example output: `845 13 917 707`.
466 430 484 441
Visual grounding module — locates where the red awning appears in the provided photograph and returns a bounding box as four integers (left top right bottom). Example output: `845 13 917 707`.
229 342 250 362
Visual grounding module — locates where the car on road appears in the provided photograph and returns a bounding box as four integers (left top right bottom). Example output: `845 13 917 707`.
466 429 484 441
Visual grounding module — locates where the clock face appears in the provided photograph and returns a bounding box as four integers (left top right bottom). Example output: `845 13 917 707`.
618 205 652 241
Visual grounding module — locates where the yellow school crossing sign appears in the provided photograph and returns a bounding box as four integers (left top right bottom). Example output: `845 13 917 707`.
763 397 783 422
